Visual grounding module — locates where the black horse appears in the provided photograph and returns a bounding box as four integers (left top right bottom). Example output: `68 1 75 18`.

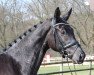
0 7 85 75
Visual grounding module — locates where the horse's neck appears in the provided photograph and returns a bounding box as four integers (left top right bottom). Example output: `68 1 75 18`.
28 41 49 75
5 21 51 75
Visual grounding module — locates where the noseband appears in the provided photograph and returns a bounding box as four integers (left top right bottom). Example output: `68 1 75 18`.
52 22 79 58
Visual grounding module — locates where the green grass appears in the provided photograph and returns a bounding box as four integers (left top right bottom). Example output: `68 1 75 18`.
38 65 94 75
62 71 94 75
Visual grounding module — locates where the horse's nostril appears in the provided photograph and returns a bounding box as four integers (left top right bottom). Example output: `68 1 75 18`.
79 53 84 61
79 54 82 60
79 55 82 59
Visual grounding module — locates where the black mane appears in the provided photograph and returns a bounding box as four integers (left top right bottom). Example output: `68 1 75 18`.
3 24 39 51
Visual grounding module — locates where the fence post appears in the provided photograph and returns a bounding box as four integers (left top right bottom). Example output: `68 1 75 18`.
67 58 73 75
60 58 63 75
73 64 77 75
89 60 92 75
62 62 63 75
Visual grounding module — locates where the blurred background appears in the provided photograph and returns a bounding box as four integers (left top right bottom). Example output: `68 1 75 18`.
0 0 94 75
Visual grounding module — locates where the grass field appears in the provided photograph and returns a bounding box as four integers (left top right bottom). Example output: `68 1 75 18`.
38 64 94 75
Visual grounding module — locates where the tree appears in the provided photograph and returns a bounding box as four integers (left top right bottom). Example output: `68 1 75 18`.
0 0 94 54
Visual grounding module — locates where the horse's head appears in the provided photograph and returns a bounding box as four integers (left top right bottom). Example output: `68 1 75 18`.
46 7 85 64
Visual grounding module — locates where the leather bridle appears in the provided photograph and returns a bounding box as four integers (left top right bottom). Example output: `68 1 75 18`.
51 22 80 58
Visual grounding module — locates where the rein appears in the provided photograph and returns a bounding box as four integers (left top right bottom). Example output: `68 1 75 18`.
52 22 79 58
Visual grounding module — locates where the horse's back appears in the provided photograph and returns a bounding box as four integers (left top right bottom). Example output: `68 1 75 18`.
0 54 22 75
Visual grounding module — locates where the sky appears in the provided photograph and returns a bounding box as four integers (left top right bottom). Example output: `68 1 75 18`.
0 0 31 4
84 0 90 5
0 0 90 6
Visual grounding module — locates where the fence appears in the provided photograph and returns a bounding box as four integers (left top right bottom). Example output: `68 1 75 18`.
38 60 94 75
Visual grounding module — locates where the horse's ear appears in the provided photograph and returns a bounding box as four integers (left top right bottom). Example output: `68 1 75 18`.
54 7 61 19
62 8 72 21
